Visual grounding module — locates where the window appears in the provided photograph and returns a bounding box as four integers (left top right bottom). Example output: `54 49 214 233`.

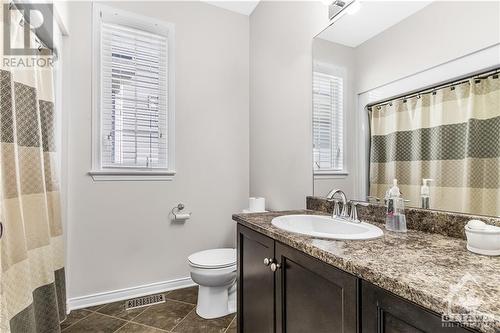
90 5 175 181
313 71 344 174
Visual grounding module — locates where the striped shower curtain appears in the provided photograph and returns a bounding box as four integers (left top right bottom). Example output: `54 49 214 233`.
369 73 500 216
1 5 66 332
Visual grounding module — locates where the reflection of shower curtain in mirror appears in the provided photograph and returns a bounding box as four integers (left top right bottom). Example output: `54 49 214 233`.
369 74 500 216
1 6 66 332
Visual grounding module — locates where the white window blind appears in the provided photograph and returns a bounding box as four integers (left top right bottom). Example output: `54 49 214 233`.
313 71 344 172
101 22 168 169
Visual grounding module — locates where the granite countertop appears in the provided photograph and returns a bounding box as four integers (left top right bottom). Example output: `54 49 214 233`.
232 210 500 333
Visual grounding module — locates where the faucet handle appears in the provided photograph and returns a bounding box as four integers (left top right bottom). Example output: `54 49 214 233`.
331 199 348 218
349 201 360 223
350 200 369 207
332 199 341 217
340 201 349 218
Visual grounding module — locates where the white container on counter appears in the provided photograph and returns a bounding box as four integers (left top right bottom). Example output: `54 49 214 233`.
465 220 500 256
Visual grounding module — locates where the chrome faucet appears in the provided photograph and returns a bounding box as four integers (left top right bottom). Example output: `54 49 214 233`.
326 189 369 223
325 189 348 218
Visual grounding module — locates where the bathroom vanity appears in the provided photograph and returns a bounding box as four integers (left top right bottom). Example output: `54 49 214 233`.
233 206 500 333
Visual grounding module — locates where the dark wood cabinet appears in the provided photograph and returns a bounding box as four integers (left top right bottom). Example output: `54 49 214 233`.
237 225 358 333
361 281 474 333
237 224 477 333
275 242 358 333
237 225 275 333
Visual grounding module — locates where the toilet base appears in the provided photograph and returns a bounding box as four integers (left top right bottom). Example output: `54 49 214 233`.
228 283 236 314
196 283 236 319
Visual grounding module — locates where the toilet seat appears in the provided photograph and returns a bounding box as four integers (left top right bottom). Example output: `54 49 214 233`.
188 248 236 269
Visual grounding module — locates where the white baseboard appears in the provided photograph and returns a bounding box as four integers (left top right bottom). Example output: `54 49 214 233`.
67 277 195 312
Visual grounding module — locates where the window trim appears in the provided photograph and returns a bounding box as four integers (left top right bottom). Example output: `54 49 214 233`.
90 4 175 181
312 63 348 176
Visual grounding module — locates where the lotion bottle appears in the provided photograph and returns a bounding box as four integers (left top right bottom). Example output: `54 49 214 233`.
420 179 433 209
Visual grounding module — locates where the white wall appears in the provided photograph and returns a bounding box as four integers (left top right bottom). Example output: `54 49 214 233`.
355 1 500 94
312 38 357 198
64 1 249 302
249 1 329 210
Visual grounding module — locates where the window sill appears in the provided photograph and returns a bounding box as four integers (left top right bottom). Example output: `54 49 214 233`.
314 171 349 179
88 169 176 181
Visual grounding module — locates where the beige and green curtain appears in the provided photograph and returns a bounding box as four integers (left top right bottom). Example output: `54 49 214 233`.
369 73 500 216
0 5 65 332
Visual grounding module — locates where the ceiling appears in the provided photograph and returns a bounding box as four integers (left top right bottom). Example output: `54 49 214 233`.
203 1 261 16
318 1 433 48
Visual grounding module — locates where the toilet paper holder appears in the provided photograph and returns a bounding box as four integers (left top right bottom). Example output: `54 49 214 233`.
171 203 191 221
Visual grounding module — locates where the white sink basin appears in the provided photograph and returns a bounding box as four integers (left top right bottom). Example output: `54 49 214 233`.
271 214 383 240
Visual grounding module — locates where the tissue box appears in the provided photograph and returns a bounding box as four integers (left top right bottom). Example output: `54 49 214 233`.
465 220 500 256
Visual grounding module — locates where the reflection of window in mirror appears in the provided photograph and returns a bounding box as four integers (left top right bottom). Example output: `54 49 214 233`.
313 64 346 175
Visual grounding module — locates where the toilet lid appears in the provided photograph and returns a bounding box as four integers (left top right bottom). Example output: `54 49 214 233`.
188 248 236 269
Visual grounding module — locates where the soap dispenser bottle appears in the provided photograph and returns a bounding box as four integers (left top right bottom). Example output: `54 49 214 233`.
385 179 400 231
385 179 407 232
420 179 433 209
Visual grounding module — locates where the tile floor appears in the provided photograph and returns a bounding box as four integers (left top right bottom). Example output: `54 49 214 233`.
60 286 236 333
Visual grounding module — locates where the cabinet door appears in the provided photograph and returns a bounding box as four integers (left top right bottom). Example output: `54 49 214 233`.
362 281 475 333
275 242 359 333
237 225 275 333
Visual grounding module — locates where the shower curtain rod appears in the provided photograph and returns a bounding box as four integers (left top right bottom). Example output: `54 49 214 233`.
367 67 500 111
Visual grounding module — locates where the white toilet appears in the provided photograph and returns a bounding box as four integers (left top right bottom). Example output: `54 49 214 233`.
188 248 237 319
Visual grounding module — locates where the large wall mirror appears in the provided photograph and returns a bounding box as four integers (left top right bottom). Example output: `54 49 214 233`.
312 1 500 217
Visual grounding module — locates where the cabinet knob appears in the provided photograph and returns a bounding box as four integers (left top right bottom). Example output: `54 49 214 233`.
270 262 281 272
263 258 273 266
